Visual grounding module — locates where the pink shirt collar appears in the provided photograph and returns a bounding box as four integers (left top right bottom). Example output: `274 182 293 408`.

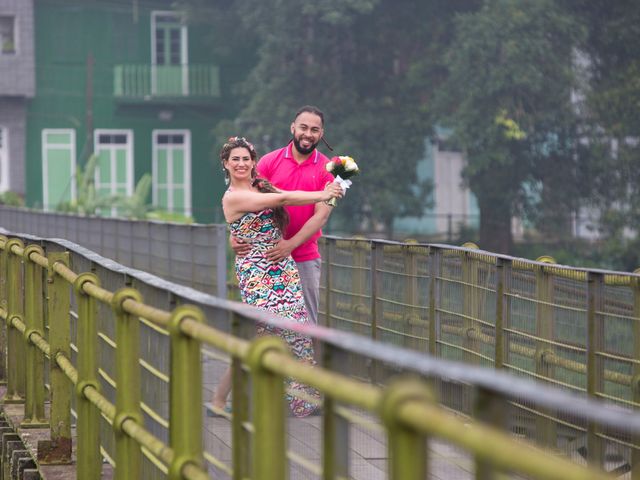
284 142 320 164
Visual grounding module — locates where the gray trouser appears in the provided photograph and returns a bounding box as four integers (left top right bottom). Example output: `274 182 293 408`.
296 258 322 325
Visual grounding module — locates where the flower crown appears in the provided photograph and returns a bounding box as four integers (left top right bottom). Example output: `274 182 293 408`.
225 136 255 152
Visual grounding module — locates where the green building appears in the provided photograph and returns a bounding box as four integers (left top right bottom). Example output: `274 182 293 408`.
27 0 233 222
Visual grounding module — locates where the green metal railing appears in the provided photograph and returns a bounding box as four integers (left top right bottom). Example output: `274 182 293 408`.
319 237 640 473
113 64 220 99
0 232 636 479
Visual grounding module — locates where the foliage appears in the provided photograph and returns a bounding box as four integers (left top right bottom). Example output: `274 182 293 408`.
433 0 586 253
0 191 25 207
55 155 193 223
181 0 640 267
56 155 119 215
195 0 483 234
564 0 640 269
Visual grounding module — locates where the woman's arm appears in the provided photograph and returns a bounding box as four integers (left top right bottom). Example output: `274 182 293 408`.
223 184 341 221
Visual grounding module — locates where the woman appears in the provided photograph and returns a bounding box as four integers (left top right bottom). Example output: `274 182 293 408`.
212 136 342 417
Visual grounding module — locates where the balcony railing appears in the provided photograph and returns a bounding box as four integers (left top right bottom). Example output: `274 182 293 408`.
113 64 220 100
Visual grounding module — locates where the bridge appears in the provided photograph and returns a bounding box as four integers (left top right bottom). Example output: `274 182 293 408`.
0 206 638 479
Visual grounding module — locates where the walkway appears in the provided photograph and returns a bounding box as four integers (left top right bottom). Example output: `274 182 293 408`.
202 357 476 480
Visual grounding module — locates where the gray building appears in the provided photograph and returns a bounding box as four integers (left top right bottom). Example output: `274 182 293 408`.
0 0 35 196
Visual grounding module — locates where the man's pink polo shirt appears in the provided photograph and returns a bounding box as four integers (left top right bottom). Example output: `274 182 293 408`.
256 142 334 262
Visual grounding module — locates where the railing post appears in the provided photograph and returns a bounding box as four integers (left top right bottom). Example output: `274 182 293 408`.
168 305 204 480
370 241 380 344
474 386 507 479
632 269 640 480
112 288 144 480
74 272 102 480
352 238 369 336
323 239 334 328
322 343 349 480
246 335 288 480
494 258 510 369
39 251 72 464
428 247 441 357
3 238 26 404
380 379 433 480
22 244 48 427
0 234 8 385
231 312 252 480
587 271 604 468
403 241 419 350
535 258 557 448
462 247 480 365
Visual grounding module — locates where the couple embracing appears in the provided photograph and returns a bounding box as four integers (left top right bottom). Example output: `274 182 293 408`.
212 106 343 417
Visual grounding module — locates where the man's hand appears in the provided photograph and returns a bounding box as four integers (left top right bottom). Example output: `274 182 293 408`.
265 238 295 263
230 235 252 257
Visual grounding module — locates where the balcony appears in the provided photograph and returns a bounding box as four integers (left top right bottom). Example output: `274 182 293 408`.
113 64 220 106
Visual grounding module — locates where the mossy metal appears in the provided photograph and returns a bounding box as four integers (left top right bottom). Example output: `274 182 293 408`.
474 386 507 479
74 272 102 480
587 271 604 468
41 251 72 464
428 247 440 356
0 234 8 385
245 335 288 480
379 378 434 480
3 237 26 404
22 244 48 428
633 271 640 480
535 258 557 448
322 359 349 479
112 287 144 480
167 305 204 480
231 312 252 480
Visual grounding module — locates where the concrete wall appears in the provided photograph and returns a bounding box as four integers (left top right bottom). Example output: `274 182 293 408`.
0 0 35 97
0 97 26 195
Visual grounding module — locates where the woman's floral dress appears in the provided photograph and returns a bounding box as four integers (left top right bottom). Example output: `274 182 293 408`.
230 208 319 417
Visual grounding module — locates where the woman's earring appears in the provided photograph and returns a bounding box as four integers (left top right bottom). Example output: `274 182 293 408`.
251 166 257 180
223 168 230 186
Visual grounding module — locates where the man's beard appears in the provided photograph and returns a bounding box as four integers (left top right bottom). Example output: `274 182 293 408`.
292 136 319 155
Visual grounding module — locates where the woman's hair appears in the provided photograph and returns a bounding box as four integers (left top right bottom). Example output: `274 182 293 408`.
220 136 289 232
252 177 289 233
219 136 257 164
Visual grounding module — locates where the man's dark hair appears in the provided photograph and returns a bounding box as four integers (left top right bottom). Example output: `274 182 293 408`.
294 105 324 126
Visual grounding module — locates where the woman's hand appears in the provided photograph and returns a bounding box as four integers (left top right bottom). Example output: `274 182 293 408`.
323 181 344 201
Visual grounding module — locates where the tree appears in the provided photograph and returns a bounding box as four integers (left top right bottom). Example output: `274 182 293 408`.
434 0 585 253
208 0 482 234
566 0 640 270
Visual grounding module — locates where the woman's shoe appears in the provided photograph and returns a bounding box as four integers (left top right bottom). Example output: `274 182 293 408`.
205 403 232 418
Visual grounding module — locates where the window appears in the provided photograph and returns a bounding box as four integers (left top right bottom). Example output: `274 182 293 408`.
153 130 191 216
151 11 188 95
94 129 133 217
42 129 76 210
0 16 16 54
0 127 8 191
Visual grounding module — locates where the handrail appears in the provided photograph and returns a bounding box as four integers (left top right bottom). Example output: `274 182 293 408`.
0 232 635 478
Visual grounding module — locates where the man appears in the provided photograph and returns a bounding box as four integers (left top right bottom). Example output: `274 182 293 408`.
232 105 335 325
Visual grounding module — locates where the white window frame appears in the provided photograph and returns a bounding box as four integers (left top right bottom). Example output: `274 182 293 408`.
94 129 134 216
150 10 189 95
0 15 17 55
0 126 9 192
152 129 192 216
41 129 76 210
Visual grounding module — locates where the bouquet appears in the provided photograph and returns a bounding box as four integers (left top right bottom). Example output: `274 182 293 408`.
325 155 360 207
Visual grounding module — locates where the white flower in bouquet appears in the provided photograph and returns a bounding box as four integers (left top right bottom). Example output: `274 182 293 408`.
325 155 360 207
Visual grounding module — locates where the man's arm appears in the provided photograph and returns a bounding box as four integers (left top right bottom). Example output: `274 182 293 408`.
265 202 332 263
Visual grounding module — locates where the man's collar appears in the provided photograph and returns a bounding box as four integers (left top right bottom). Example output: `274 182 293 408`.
286 142 319 164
